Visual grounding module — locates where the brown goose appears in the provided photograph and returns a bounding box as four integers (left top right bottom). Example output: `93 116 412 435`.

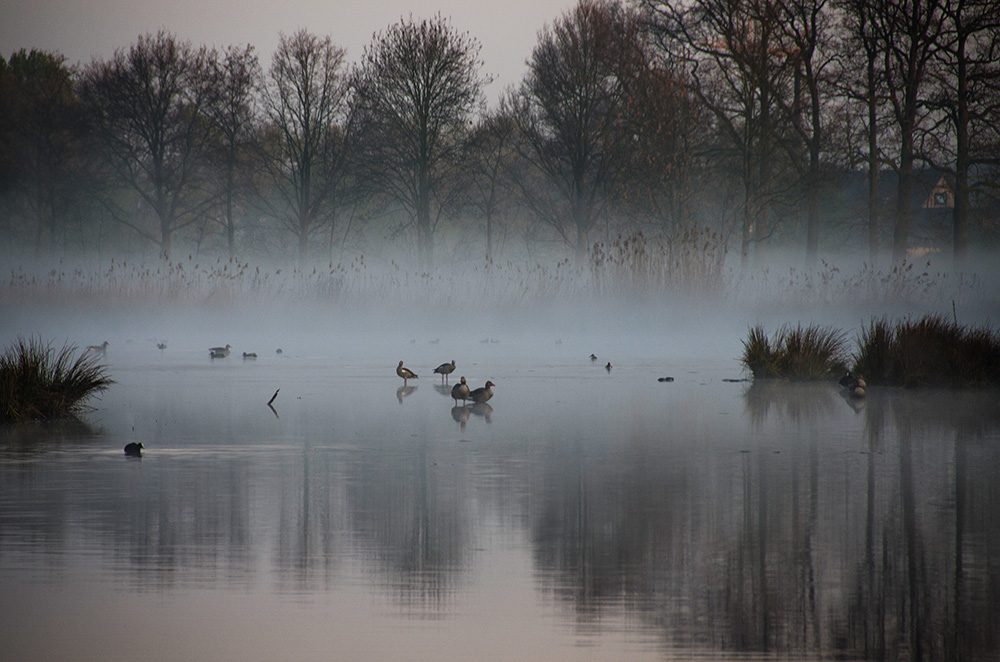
451 376 470 405
469 380 495 404
396 360 418 385
434 360 456 383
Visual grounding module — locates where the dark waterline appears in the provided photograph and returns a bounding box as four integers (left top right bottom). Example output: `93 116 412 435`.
2 346 999 661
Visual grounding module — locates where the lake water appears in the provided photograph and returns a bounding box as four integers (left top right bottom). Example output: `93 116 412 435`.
2 338 999 661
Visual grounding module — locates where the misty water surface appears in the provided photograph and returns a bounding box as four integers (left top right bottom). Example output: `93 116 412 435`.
2 329 998 662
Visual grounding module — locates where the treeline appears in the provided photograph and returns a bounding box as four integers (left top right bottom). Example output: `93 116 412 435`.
1 0 999 268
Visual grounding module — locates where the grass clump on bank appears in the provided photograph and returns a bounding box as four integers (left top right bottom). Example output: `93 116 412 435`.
0 336 114 422
853 315 1000 387
741 324 849 380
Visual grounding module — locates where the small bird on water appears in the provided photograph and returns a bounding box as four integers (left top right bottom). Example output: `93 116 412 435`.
434 360 456 383
451 376 470 405
397 360 418 385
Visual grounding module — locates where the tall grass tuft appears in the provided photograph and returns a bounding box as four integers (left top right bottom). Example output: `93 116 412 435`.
741 323 849 380
852 315 1000 387
0 336 114 422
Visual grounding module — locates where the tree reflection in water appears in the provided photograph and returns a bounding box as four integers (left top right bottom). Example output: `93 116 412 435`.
2 376 999 661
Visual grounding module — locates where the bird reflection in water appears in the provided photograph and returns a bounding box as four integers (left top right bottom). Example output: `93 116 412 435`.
451 404 470 431
471 403 493 423
397 385 417 404
449 401 493 430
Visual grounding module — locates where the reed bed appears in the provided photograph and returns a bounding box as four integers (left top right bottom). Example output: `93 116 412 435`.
744 315 1000 387
590 228 729 298
0 336 114 422
740 323 849 380
2 254 596 309
0 237 988 311
853 315 1000 387
732 259 982 307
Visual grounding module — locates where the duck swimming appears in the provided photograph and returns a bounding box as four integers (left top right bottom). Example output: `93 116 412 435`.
209 344 232 357
397 360 418 385
124 442 143 457
434 360 456 383
87 341 109 354
451 376 470 405
469 380 495 404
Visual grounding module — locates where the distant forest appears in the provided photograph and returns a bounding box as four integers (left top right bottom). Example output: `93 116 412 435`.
2 0 999 269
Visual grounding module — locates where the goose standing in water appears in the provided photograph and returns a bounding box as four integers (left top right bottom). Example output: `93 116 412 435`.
469 380 495 404
397 360 418 385
451 376 470 405
434 360 456 383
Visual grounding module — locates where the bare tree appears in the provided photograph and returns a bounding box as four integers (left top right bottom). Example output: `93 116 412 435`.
206 44 261 257
258 30 349 263
919 0 1000 266
838 0 889 260
512 0 649 261
350 14 489 270
775 0 840 265
616 54 705 236
1 49 88 254
461 108 517 261
643 0 799 267
869 0 946 262
78 31 215 257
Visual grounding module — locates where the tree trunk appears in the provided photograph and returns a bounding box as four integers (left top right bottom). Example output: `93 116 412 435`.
953 30 970 269
160 228 173 259
575 223 589 264
893 152 914 263
298 221 309 263
486 211 493 262
865 24 880 262
805 168 819 265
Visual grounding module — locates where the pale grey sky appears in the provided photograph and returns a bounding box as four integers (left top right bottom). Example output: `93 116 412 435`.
1 0 578 100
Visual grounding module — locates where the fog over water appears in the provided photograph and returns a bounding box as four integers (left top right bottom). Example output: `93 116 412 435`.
3 247 998 363
2 248 1000 662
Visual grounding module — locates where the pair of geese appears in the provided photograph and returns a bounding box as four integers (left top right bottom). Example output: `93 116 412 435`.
396 360 495 406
